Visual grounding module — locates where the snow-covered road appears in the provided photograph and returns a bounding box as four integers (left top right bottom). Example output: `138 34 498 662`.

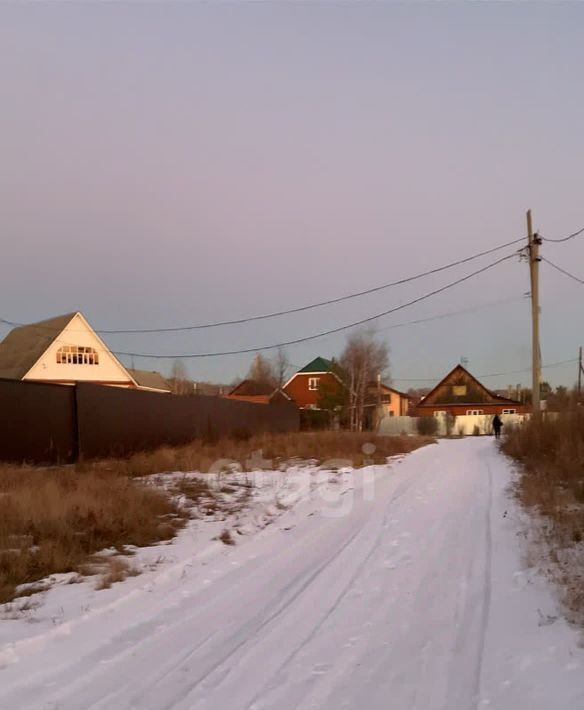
1 438 583 710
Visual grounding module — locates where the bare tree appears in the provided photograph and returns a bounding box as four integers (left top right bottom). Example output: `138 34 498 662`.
247 353 276 388
272 347 291 388
339 330 389 431
169 359 192 395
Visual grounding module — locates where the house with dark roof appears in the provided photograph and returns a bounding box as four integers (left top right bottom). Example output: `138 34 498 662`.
127 369 171 393
226 379 294 406
227 379 274 404
412 364 527 417
0 312 170 393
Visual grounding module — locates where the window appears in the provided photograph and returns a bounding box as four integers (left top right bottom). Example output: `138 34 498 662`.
56 345 99 365
452 385 467 396
466 409 484 415
433 410 447 417
308 377 320 391
502 409 516 415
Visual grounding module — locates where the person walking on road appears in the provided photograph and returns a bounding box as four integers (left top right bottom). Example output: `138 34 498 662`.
492 414 503 440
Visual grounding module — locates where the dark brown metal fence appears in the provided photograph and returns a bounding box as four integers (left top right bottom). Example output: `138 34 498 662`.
0 379 299 464
0 378 78 464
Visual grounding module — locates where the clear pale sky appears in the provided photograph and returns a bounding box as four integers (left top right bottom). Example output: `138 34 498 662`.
1 3 583 389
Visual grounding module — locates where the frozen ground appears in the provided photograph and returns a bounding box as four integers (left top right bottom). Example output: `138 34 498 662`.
0 438 582 710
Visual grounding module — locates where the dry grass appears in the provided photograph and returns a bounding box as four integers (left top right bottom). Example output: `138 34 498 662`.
85 431 433 477
502 411 584 623
0 431 430 605
94 557 141 590
0 466 186 604
218 529 236 546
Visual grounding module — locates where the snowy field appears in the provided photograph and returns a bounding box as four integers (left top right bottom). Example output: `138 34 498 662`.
0 438 582 710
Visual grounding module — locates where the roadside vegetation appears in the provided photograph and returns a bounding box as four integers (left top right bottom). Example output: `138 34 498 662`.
0 466 186 604
0 431 432 605
502 410 584 623
89 431 433 477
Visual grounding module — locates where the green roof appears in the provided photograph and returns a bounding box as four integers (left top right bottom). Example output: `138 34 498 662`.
297 357 333 374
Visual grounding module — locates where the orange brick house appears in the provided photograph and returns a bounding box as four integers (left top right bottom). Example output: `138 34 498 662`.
283 357 345 409
413 364 527 417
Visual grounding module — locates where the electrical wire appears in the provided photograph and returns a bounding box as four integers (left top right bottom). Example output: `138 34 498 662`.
540 225 584 244
392 358 578 382
0 236 525 335
542 257 584 285
366 295 525 334
111 252 518 359
0 295 526 362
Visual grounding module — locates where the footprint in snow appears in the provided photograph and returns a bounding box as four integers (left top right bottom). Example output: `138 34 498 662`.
343 637 360 648
312 664 330 675
537 609 558 626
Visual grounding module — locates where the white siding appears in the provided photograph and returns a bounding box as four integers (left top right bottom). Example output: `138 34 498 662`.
23 313 133 385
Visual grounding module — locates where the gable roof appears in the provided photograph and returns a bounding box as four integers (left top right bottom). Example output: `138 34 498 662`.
0 313 77 380
283 356 347 393
127 368 170 392
417 364 522 407
297 356 334 374
228 379 275 397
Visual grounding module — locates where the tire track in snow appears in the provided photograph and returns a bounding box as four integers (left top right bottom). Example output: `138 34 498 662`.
471 453 494 710
62 521 369 710
153 525 369 710
6 474 383 710
150 473 422 710
443 444 494 710
241 475 420 710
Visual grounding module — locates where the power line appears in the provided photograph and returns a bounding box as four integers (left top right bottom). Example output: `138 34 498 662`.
542 257 584 285
373 295 525 334
392 358 578 383
0 295 526 363
540 225 584 244
291 294 527 350
286 295 525 371
0 235 525 335
112 252 518 359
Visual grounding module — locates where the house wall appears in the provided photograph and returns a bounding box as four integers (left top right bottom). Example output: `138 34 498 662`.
23 313 133 386
414 403 528 417
418 366 526 415
225 394 270 405
283 372 342 408
381 390 409 416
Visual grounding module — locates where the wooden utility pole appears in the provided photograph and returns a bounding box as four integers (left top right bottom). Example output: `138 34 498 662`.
578 346 583 399
527 209 542 419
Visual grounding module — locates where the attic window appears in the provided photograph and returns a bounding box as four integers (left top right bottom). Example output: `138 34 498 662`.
308 377 320 391
56 345 99 365
452 385 467 396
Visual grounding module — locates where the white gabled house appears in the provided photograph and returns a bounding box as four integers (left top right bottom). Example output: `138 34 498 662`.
0 311 170 393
